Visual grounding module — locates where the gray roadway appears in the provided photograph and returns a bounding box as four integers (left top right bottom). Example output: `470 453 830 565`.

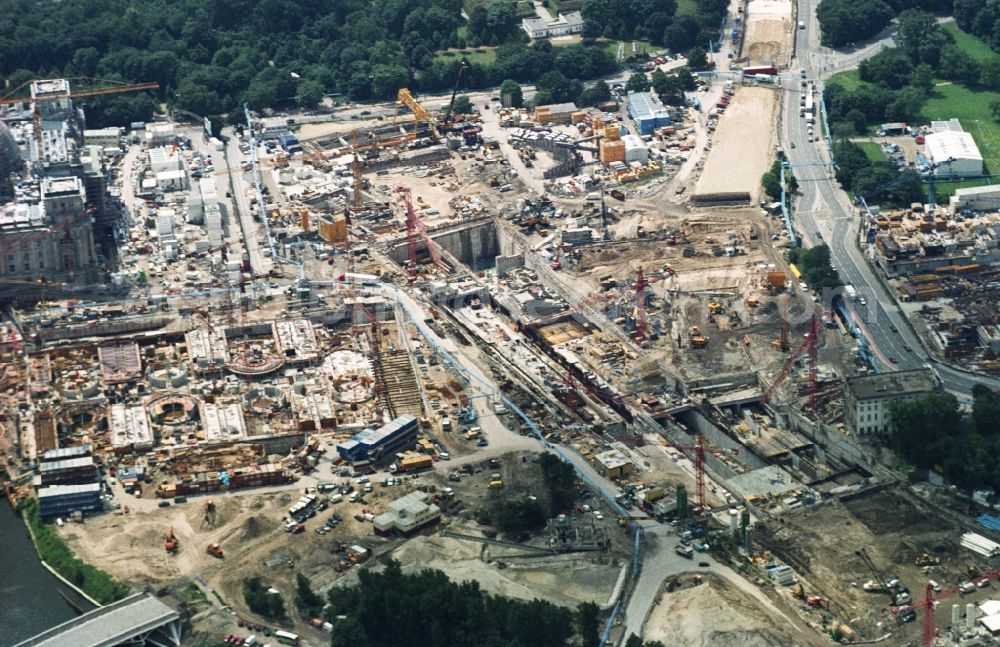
784 0 997 396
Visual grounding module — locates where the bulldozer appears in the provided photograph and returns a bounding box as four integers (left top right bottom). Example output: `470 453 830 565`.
164 527 178 554
206 543 224 559
689 326 708 347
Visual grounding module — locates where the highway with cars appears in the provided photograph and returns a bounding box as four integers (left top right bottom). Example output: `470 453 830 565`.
782 0 999 396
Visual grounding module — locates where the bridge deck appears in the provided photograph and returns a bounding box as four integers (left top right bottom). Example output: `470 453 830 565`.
14 592 181 647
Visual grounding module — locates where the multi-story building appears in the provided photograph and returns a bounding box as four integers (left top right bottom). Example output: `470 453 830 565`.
37 482 102 519
337 415 418 465
0 176 97 281
843 368 939 437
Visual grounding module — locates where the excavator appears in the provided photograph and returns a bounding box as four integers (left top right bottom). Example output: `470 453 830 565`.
164 527 178 554
206 543 224 558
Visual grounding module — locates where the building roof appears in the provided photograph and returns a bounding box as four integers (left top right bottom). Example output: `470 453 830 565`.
594 449 631 471
37 482 101 499
845 368 937 401
930 118 963 133
42 445 91 461
953 184 1000 198
340 414 417 453
13 592 180 647
926 129 983 164
373 491 440 532
39 456 95 473
981 613 1000 634
536 102 578 114
626 92 669 121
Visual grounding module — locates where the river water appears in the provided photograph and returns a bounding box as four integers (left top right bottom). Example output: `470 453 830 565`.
0 503 95 646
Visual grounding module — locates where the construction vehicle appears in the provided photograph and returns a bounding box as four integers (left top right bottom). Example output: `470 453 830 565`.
441 63 468 130
206 543 224 558
689 326 708 347
164 527 178 554
551 244 562 270
618 514 666 527
771 321 790 351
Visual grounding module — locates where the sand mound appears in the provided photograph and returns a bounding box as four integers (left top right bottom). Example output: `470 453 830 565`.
237 515 276 541
643 574 793 647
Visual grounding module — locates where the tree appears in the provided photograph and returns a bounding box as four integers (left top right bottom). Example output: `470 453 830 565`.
295 80 324 109
761 160 784 200
582 18 602 39
577 602 601 647
816 0 894 48
894 10 947 67
538 453 578 514
626 72 651 93
577 80 611 107
325 560 574 647
243 577 287 620
651 70 686 105
889 393 961 462
451 95 473 115
992 99 1000 122
295 573 324 619
500 79 524 108
686 46 707 70
493 498 547 532
663 16 700 52
972 386 1000 437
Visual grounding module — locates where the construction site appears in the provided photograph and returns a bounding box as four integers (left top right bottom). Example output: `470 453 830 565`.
2 5 1000 640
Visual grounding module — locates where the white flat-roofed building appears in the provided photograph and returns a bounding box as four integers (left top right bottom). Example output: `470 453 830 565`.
373 491 441 536
925 121 983 177
109 404 153 452
201 402 247 443
148 145 182 173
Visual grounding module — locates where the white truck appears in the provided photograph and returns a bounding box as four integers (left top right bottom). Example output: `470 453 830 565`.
844 285 857 301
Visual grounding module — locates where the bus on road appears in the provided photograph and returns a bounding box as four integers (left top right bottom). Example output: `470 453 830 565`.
275 630 299 645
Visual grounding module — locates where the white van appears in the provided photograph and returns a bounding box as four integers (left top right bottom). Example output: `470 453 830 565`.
329 493 343 504
928 580 941 592
349 491 362 503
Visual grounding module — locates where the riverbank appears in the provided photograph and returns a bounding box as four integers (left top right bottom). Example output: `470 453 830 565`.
0 503 93 644
21 500 130 605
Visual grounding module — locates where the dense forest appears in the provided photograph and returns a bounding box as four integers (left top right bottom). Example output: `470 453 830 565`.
890 386 1000 491
0 0 727 127
325 560 576 647
816 0 951 47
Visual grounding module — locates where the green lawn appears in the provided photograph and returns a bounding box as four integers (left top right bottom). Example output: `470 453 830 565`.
929 177 1000 202
921 82 1000 173
854 140 886 162
436 48 497 66
677 0 699 16
583 39 654 61
827 69 862 91
940 21 997 64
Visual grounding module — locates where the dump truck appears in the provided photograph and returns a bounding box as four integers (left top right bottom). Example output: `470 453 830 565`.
391 454 433 473
206 543 224 558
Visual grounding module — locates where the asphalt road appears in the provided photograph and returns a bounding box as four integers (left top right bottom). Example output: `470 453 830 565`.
782 0 999 396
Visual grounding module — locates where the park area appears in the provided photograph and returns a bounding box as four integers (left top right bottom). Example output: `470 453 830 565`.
828 20 1000 177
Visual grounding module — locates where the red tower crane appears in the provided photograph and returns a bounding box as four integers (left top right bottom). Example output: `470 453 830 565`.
396 187 448 281
666 435 739 511
892 571 1000 647
634 266 650 343
762 314 819 414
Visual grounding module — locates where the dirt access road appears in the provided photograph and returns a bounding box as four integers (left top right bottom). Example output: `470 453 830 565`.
694 87 779 202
